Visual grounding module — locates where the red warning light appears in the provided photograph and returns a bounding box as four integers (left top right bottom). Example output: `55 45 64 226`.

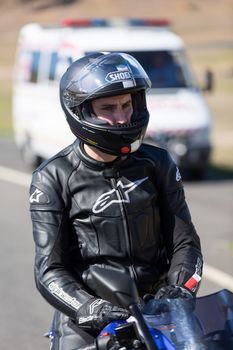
101 332 110 337
121 146 130 154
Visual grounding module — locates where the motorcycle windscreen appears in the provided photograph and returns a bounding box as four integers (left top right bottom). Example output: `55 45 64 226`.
194 289 233 334
142 289 233 345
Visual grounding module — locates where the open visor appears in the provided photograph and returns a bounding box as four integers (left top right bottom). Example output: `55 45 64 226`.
61 52 151 109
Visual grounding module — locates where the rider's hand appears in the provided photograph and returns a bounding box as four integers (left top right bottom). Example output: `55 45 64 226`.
76 298 129 332
154 285 193 299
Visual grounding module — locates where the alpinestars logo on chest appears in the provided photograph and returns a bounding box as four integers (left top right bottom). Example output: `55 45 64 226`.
92 177 148 213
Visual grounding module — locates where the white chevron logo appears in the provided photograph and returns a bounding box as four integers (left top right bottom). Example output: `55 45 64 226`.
92 177 148 213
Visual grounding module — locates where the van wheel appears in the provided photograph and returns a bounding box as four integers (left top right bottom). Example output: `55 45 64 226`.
190 167 207 181
20 137 42 169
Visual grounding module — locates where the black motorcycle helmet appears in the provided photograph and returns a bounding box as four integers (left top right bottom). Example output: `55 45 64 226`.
60 52 151 156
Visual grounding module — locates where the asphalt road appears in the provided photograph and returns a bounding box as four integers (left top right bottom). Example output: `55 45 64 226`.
0 137 232 349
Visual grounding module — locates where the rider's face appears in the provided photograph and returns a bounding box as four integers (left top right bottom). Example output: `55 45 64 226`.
91 93 133 126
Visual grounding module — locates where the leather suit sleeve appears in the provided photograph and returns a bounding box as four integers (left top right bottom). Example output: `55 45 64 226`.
157 152 203 294
29 169 93 320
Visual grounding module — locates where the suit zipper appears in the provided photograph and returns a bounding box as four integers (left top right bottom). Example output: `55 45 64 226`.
109 177 137 282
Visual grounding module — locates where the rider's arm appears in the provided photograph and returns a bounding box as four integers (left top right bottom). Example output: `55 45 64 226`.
29 167 93 320
157 151 203 295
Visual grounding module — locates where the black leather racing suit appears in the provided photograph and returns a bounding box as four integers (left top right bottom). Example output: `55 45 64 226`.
29 140 203 348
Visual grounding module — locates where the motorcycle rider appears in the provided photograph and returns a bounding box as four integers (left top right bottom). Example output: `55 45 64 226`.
29 52 203 349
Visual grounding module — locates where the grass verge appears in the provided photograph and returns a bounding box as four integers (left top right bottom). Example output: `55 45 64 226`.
0 85 13 136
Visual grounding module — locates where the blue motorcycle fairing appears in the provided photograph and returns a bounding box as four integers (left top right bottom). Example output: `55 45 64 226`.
99 319 176 350
99 320 126 336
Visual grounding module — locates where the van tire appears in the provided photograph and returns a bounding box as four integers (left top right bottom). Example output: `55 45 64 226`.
190 167 207 180
20 137 42 169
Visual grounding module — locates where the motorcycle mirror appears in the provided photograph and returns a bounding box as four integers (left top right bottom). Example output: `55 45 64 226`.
90 266 159 350
89 266 140 309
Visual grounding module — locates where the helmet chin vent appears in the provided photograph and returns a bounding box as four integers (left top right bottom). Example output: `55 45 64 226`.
114 117 144 128
116 121 137 128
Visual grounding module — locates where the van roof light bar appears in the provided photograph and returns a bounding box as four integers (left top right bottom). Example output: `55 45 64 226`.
60 18 108 27
60 18 171 28
129 18 171 27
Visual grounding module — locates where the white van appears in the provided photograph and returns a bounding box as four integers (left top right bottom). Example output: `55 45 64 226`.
12 18 212 178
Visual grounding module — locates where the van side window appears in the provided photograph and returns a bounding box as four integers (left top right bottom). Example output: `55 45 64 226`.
49 52 58 81
30 51 41 83
49 52 73 81
16 50 40 83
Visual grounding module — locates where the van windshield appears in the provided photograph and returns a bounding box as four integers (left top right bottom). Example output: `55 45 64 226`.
125 50 196 89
